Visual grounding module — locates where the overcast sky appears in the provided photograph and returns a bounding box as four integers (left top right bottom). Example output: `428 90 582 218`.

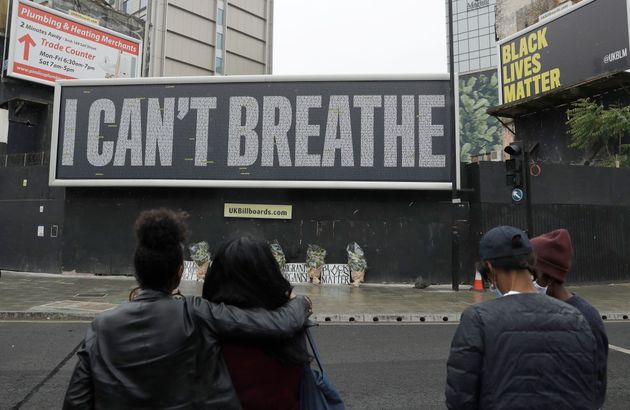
273 0 448 75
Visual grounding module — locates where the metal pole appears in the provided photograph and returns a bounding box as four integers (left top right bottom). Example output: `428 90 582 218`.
142 0 153 77
524 150 534 237
447 0 460 291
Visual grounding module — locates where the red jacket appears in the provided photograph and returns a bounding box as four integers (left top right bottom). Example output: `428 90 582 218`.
223 342 303 410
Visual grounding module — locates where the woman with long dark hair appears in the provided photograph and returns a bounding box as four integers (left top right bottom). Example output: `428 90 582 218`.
203 236 310 410
63 209 312 410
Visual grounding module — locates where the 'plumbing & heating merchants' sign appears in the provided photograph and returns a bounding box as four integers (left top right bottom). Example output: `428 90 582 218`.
7 0 142 86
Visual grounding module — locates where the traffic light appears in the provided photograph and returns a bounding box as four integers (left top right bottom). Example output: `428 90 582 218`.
504 143 524 188
505 158 523 187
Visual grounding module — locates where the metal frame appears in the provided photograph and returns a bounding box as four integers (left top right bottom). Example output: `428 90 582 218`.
49 74 459 191
7 0 143 86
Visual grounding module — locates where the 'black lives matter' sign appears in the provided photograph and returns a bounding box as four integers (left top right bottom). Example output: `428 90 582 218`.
50 76 456 189
499 0 630 105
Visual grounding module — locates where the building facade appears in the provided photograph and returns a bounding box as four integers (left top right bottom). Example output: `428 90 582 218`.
445 0 498 74
113 0 274 76
495 0 580 41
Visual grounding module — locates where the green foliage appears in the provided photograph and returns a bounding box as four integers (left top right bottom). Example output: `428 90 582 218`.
566 98 630 167
459 72 503 162
189 241 211 266
269 239 286 272
306 244 326 269
347 242 367 272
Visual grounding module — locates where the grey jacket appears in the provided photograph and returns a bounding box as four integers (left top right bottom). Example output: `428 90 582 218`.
446 293 598 410
63 289 311 410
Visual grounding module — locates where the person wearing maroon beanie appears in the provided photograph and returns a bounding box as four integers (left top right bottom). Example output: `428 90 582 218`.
532 229 608 409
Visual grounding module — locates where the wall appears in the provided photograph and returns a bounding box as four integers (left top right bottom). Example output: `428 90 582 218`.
496 0 584 40
467 162 630 283
0 166 64 272
62 187 457 283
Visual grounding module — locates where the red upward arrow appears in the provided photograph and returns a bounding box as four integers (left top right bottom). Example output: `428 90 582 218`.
18 34 37 61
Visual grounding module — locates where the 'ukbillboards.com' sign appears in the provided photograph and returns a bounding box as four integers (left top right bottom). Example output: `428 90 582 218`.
7 0 142 86
498 0 630 106
50 75 459 190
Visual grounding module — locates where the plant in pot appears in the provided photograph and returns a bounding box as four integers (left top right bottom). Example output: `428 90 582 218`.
306 244 326 285
189 241 211 281
347 242 367 287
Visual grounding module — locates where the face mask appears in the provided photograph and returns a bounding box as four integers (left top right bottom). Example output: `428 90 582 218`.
490 270 503 298
533 281 548 295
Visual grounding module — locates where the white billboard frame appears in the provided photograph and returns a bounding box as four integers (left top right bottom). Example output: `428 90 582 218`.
6 0 143 86
49 74 461 191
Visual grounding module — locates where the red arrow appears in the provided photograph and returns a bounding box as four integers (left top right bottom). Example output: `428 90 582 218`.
18 34 37 61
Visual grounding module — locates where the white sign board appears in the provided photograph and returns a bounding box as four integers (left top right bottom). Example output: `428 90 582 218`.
7 0 142 86
283 263 351 285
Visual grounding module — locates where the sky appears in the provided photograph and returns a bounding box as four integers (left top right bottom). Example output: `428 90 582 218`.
273 0 448 75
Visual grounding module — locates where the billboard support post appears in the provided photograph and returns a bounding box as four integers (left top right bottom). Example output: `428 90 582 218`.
447 0 460 291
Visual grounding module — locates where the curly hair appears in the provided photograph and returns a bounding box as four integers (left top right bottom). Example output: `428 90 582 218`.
134 208 189 292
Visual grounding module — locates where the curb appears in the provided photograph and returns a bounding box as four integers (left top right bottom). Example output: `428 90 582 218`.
2 310 629 323
0 311 97 321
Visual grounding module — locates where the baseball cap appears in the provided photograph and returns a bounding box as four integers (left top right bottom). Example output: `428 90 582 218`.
479 225 533 261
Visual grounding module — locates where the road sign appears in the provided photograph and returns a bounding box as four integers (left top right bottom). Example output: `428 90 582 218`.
511 188 524 203
7 0 142 86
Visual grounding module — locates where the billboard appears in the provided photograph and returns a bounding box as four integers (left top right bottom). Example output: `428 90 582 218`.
50 75 459 190
7 0 142 86
498 0 630 105
459 69 502 162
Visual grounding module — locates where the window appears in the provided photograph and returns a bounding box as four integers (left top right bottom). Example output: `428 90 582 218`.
468 37 480 51
215 56 223 74
216 32 224 50
217 8 225 25
480 56 491 69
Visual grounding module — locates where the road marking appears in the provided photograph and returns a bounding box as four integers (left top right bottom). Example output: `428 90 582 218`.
0 320 91 323
320 322 459 326
609 344 630 355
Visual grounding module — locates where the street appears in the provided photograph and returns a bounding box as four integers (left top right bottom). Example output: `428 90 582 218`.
2 321 629 409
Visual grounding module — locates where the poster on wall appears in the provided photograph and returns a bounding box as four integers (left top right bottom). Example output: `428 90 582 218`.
50 75 459 190
498 0 630 106
459 69 502 162
7 0 142 86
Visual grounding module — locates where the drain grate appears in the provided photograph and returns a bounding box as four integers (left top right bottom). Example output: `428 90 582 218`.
74 292 108 298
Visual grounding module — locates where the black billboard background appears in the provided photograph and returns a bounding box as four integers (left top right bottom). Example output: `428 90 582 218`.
499 0 630 105
54 80 454 184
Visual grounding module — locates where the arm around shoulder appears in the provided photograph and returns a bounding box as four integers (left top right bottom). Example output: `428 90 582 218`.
192 295 312 339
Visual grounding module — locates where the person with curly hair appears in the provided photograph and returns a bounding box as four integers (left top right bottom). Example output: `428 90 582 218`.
63 209 312 410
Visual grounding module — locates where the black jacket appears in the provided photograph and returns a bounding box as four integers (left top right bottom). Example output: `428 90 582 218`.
63 290 311 410
446 293 598 410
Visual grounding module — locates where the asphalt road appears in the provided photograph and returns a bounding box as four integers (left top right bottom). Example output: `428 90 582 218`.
2 321 629 409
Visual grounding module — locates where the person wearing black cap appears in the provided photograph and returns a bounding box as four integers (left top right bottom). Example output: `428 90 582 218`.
445 225 598 410
532 229 608 409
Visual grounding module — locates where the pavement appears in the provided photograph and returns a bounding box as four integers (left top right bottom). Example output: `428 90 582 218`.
1 270 629 322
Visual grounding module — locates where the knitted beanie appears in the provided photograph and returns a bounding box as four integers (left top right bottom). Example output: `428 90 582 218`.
531 229 573 283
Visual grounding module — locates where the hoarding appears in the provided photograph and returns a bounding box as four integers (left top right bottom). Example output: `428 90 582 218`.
498 0 630 105
50 75 459 190
459 69 502 162
7 0 142 86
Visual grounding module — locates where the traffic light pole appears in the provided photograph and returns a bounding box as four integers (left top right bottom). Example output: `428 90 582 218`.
524 148 534 237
